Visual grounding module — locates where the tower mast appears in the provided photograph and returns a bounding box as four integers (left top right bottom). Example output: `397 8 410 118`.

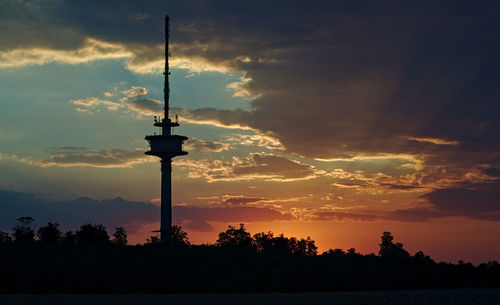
145 15 188 244
164 15 169 122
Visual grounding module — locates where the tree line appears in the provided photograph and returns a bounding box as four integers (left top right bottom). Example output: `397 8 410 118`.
0 217 499 293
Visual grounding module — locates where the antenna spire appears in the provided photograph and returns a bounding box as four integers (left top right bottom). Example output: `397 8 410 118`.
164 15 170 120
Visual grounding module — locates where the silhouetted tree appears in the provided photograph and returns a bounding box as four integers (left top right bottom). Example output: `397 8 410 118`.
216 224 253 248
0 231 12 245
1 215 500 293
295 237 307 255
37 222 61 243
304 237 318 256
378 232 410 258
253 232 317 255
12 216 36 243
272 234 292 253
323 248 346 256
288 236 318 255
61 230 76 245
146 235 160 244
413 250 434 263
76 223 110 245
253 231 275 253
112 227 127 246
347 248 359 256
172 224 190 246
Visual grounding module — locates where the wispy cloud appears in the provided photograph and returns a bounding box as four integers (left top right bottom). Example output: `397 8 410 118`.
127 97 163 116
221 195 269 206
184 138 231 153
408 137 460 146
0 38 132 68
176 153 321 182
14 148 153 168
70 85 163 117
121 86 148 98
226 76 259 100
71 97 121 113
312 211 377 222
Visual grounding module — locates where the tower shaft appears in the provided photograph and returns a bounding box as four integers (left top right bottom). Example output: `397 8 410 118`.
160 159 172 244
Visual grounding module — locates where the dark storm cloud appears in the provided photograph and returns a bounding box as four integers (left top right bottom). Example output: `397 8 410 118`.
166 2 499 165
0 190 158 233
383 181 500 222
0 190 293 233
421 182 500 220
385 207 446 223
481 167 500 178
2 1 499 162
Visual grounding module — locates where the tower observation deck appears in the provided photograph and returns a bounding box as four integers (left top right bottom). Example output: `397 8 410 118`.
145 15 187 244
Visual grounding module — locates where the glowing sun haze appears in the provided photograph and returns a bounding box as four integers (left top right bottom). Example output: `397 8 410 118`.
0 0 499 264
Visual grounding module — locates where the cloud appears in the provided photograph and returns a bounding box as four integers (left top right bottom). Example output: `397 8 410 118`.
326 169 425 194
221 195 268 206
2 1 500 221
408 137 460 146
71 97 121 112
226 76 258 100
127 97 163 116
0 190 158 234
422 183 500 216
169 55 231 74
70 86 162 116
165 3 498 175
175 107 254 130
4 2 496 162
380 184 421 190
0 190 294 234
0 38 132 68
312 211 377 222
226 134 284 151
325 162 500 195
380 180 500 223
184 138 231 153
384 207 446 223
19 148 152 168
121 86 148 98
307 179 500 223
480 166 500 178
176 153 320 182
173 205 293 231
232 154 319 181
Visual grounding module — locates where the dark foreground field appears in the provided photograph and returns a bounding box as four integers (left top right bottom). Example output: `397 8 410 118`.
1 290 500 305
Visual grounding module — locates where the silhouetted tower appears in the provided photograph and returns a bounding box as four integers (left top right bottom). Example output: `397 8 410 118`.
145 15 187 244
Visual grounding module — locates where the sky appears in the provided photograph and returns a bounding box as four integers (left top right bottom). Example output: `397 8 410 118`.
1 0 500 264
